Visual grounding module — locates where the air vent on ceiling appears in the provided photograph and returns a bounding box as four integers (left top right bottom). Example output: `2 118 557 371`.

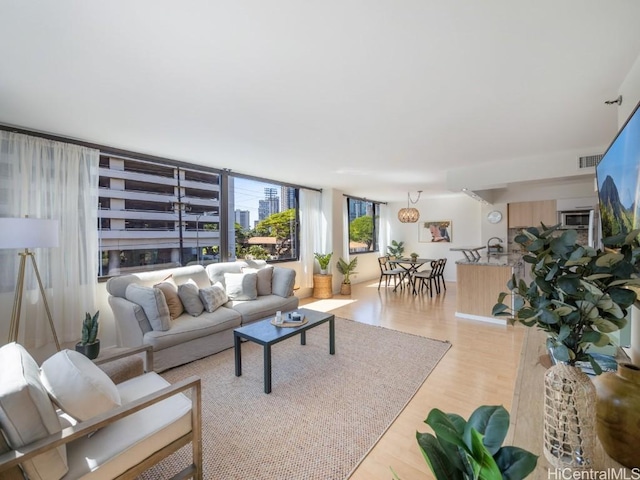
578 154 603 169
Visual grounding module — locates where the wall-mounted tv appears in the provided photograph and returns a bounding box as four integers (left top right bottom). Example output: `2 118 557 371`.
596 100 640 240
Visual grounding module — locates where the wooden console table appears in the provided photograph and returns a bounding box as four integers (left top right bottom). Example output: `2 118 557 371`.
507 328 630 477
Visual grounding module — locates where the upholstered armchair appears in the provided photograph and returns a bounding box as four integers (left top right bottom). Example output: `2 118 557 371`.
0 343 202 479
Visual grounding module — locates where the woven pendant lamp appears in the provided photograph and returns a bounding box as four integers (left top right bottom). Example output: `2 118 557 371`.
398 191 422 223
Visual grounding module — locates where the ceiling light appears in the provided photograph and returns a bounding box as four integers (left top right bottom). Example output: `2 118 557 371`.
398 191 422 223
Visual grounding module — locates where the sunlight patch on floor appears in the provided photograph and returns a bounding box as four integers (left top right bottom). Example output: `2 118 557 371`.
302 298 358 312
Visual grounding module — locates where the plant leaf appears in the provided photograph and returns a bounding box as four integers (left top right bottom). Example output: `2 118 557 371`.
416 432 465 480
494 446 538 480
468 429 502 479
465 406 509 456
425 409 468 451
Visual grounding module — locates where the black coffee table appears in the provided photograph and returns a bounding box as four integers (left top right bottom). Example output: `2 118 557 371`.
233 308 335 393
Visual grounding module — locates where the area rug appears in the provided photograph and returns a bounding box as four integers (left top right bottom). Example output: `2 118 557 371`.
139 317 451 480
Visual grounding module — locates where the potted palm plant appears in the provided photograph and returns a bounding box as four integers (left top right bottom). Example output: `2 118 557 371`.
387 240 405 259
492 225 639 469
336 256 358 295
75 311 100 360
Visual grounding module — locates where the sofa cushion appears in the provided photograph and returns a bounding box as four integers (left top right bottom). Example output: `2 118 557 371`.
0 343 68 480
224 272 258 300
205 262 245 288
178 281 205 316
125 284 172 331
40 350 121 422
199 283 228 312
243 266 273 296
272 266 296 298
154 281 184 319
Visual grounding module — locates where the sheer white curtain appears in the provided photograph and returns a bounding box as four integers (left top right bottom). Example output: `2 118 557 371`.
0 131 99 349
378 203 391 256
299 189 323 288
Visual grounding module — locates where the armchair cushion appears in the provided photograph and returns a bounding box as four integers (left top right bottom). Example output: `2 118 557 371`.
0 343 68 480
40 350 121 421
125 283 172 331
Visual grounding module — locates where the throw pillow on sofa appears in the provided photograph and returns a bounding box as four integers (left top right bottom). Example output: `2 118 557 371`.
199 283 228 312
178 280 205 316
224 272 258 300
40 350 121 422
242 266 273 296
154 281 184 319
125 284 171 331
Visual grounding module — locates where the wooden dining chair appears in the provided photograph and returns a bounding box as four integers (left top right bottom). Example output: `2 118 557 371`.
436 257 447 292
377 256 404 290
413 260 440 297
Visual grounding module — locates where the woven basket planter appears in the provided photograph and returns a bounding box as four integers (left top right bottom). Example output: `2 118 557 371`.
543 363 596 469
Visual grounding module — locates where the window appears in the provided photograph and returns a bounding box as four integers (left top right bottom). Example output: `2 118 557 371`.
347 197 379 253
231 177 299 262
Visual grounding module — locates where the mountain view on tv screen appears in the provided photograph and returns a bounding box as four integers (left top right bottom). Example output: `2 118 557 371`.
596 103 640 239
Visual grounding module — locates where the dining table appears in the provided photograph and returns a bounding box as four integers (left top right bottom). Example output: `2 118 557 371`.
387 257 436 294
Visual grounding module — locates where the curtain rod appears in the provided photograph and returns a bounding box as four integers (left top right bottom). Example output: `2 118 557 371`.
343 193 387 205
0 123 322 192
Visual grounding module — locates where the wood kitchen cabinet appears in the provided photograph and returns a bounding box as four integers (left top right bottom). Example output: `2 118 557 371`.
508 200 557 228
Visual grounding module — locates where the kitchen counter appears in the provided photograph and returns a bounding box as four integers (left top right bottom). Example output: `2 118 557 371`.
455 252 523 267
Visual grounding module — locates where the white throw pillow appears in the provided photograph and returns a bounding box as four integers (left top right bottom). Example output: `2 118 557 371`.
242 266 273 296
178 279 205 316
224 272 258 300
125 283 172 331
40 349 121 422
0 343 68 480
199 282 228 312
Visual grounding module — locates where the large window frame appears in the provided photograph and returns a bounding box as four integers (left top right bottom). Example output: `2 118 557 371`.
346 196 380 254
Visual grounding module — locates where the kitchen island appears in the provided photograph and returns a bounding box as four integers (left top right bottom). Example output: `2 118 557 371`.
454 251 524 324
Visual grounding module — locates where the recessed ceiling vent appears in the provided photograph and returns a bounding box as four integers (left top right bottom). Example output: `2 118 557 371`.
578 154 603 169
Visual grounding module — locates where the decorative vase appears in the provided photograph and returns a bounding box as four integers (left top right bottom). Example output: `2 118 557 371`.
75 339 100 360
594 362 640 468
340 283 351 295
320 269 328 275
543 363 596 469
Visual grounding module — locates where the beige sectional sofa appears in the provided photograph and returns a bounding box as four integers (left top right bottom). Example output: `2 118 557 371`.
106 260 298 371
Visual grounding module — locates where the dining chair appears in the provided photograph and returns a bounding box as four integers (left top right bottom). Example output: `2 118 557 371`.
377 256 404 290
413 260 440 297
436 258 447 292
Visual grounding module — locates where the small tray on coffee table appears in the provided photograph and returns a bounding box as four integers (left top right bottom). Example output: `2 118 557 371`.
271 316 307 327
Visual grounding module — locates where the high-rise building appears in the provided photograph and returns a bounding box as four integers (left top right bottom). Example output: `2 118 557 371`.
235 209 250 230
281 186 296 211
258 187 280 220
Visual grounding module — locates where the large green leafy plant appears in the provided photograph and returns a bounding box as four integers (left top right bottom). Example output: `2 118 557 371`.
387 240 405 258
336 256 358 284
393 405 537 480
493 226 640 372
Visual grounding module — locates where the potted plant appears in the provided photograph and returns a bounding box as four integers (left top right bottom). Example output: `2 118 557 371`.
336 256 358 295
392 405 537 479
314 252 333 274
387 240 405 259
75 311 100 360
492 225 639 469
410 252 418 262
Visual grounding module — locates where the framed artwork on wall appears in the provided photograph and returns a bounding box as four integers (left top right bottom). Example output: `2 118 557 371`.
419 220 452 243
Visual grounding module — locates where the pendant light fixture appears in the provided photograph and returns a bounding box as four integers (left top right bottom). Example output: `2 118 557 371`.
398 191 422 223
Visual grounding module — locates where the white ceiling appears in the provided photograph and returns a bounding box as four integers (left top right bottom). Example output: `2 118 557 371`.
1 1 640 202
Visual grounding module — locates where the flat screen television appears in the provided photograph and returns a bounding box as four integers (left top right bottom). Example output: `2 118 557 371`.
596 100 640 241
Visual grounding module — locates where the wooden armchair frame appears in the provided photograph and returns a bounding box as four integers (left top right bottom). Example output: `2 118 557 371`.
0 346 202 480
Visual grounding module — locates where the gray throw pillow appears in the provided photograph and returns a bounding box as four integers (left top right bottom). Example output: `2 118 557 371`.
224 272 258 300
125 284 171 331
178 281 205 316
199 283 228 312
242 266 273 296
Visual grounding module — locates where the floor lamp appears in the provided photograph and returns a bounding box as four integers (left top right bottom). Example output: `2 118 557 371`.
0 217 60 351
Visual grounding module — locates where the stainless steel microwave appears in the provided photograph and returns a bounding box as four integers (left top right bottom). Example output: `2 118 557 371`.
559 210 591 229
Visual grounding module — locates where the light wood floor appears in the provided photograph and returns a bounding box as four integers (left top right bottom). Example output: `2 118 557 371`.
300 278 525 480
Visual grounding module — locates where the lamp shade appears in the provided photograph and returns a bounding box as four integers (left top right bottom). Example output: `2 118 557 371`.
398 208 420 223
0 218 59 249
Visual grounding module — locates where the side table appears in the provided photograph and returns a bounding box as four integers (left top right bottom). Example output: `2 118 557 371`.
313 274 333 299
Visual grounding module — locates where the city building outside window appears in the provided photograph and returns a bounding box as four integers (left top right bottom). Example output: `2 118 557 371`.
347 197 379 254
